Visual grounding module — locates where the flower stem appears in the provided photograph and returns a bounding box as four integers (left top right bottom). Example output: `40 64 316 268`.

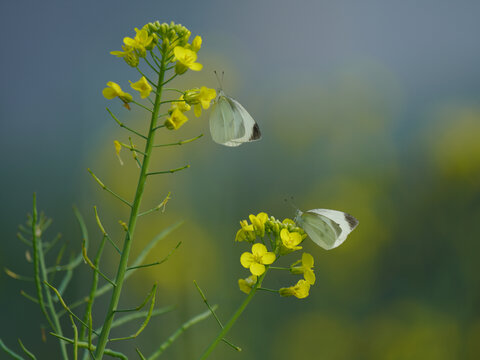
198 270 268 360
93 53 167 360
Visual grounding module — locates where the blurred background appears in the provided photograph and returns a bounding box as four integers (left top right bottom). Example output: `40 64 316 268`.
1 0 480 359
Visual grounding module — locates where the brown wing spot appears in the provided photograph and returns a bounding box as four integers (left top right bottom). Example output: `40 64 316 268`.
344 213 359 230
250 123 261 141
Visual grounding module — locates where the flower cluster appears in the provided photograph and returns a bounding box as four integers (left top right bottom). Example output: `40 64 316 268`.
102 21 217 133
165 86 216 130
111 27 155 66
236 212 315 299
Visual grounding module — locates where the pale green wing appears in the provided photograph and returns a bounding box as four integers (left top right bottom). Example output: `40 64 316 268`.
226 96 261 146
296 211 341 250
209 92 245 147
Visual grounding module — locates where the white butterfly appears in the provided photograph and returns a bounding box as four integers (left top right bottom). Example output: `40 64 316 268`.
294 209 359 250
209 90 261 147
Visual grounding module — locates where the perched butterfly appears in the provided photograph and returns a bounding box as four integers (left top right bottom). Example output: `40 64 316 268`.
294 209 359 250
208 72 261 147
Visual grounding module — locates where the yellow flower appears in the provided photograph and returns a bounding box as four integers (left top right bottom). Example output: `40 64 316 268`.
123 28 153 57
191 35 202 52
279 279 311 299
240 243 276 276
110 45 139 67
280 228 303 251
235 220 256 242
130 76 152 98
170 95 191 113
113 140 123 166
102 82 133 109
249 212 268 238
187 87 217 117
238 275 257 294
290 253 315 285
164 108 188 130
282 218 296 225
174 46 203 74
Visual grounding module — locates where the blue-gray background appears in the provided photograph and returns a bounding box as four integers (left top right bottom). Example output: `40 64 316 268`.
1 0 480 359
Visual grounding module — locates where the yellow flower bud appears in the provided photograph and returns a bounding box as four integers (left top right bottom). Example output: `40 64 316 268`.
279 280 310 299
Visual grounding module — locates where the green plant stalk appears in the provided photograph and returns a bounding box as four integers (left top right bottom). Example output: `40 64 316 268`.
94 55 166 359
198 269 268 360
31 194 68 359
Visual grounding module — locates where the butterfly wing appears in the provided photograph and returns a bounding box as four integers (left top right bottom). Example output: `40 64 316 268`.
226 96 261 146
209 92 246 147
295 209 358 250
209 91 261 147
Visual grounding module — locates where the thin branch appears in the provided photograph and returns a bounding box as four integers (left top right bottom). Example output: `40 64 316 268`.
147 307 217 360
127 241 181 271
136 348 147 360
69 316 78 360
94 206 121 255
147 165 190 176
82 239 116 287
30 194 54 330
153 134 203 147
87 169 132 207
44 282 100 337
153 124 165 131
17 339 36 360
137 192 171 217
110 283 157 341
149 50 162 69
80 232 107 341
131 100 153 113
49 334 127 360
44 233 62 255
194 281 223 328
163 88 184 94
59 222 182 316
143 57 160 75
114 283 156 313
107 108 147 140
4 268 33 282
20 290 39 304
118 141 147 157
161 74 177 86
16 232 32 246
0 339 24 360
135 67 158 86
94 306 174 337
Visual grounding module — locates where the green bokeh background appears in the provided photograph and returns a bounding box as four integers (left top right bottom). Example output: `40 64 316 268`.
1 1 480 359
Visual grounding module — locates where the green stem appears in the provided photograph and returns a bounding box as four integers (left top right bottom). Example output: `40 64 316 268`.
198 270 268 360
93 51 167 360
31 195 68 359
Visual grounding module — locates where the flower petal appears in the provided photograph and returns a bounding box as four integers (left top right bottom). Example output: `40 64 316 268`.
280 229 290 243
304 269 316 285
250 263 266 276
194 104 202 117
188 62 203 71
302 253 314 268
261 252 276 265
251 243 267 257
240 252 254 268
102 88 117 99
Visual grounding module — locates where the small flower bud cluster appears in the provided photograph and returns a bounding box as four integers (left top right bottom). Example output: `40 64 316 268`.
235 212 315 299
144 21 191 63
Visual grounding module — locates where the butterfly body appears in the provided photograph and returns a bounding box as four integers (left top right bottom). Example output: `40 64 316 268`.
209 90 261 147
295 209 359 250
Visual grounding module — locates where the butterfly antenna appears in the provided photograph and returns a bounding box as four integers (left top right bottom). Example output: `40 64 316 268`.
284 196 298 211
213 70 224 91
